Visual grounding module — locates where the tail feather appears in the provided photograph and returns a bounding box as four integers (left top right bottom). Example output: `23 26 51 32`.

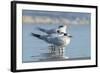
31 33 41 39
31 33 49 43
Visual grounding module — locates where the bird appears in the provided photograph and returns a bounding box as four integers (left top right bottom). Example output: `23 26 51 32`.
31 32 72 56
36 25 67 36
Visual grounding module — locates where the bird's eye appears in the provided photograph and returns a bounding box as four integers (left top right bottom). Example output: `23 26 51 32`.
64 33 67 36
57 30 60 33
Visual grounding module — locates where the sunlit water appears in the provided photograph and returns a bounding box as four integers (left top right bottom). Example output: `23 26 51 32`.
22 24 91 63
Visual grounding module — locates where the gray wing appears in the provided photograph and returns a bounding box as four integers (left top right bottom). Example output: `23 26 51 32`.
32 33 64 46
37 27 57 34
31 33 64 46
37 27 48 33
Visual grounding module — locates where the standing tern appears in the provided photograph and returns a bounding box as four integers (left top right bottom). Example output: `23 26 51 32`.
31 32 72 56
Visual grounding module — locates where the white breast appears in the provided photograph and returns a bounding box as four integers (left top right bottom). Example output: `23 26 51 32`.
63 36 71 46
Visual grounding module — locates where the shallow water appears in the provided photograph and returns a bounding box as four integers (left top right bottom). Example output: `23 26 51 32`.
22 24 91 63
